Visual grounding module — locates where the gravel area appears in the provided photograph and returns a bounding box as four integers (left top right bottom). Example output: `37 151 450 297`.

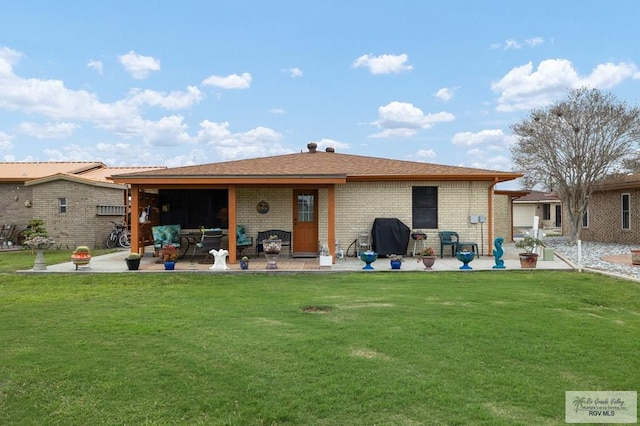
543 236 640 280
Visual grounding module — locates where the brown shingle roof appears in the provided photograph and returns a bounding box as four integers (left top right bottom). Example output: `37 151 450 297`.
514 190 561 202
112 151 521 183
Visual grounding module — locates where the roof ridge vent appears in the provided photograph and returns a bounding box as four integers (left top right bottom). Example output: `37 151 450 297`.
325 147 335 153
307 142 318 153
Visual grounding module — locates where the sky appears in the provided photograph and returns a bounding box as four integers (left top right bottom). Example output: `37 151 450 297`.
1 1 640 189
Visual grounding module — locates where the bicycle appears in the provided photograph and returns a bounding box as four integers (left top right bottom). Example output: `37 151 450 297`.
106 221 131 248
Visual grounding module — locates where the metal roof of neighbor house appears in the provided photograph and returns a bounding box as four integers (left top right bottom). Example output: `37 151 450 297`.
0 162 106 182
82 166 167 182
24 172 127 189
111 150 522 184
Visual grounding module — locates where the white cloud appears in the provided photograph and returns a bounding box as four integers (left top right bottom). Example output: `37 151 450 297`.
415 149 436 160
451 129 509 147
369 101 454 138
142 115 192 147
0 130 13 153
311 138 350 151
434 87 455 102
87 59 103 75
526 37 544 47
504 39 522 50
492 59 639 112
126 86 203 110
352 53 413 75
118 51 160 79
369 128 418 138
270 108 286 114
491 37 543 50
0 47 22 76
282 67 303 78
16 122 79 139
202 72 252 89
196 120 287 160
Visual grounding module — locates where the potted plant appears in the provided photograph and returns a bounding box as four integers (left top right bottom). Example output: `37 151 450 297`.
456 247 475 270
71 246 91 270
162 244 178 270
263 235 282 269
125 252 142 270
417 246 436 269
263 235 282 254
22 219 55 271
240 256 250 270
388 254 404 269
515 235 544 268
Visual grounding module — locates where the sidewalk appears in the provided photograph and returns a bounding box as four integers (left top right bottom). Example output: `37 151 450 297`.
21 243 573 273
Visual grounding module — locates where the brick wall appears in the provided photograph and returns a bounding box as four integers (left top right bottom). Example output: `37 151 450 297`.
334 180 492 256
493 194 512 243
580 189 640 244
0 183 35 240
31 181 126 249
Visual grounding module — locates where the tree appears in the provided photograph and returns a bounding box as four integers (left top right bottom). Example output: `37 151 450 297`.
511 87 640 244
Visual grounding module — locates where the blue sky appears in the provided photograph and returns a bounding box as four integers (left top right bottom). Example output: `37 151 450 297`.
2 1 640 189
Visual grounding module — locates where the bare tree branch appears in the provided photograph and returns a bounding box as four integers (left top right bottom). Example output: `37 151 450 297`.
511 87 640 244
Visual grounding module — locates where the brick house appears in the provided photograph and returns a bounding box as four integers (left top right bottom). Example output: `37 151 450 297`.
513 190 562 233
0 162 164 249
578 174 640 244
112 144 522 263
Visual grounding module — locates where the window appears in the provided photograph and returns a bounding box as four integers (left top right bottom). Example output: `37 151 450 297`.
412 187 438 229
542 203 551 220
58 198 67 214
582 207 589 228
622 193 630 230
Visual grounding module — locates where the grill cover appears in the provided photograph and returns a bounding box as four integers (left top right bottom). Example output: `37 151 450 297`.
371 218 411 257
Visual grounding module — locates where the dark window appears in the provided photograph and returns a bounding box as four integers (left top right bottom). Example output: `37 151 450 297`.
412 187 438 229
582 208 589 228
542 203 551 220
158 189 228 229
622 193 630 230
58 198 67 214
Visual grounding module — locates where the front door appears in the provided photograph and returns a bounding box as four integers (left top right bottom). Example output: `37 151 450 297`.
293 190 318 256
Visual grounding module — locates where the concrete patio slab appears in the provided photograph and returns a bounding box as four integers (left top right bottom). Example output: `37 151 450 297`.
20 243 573 273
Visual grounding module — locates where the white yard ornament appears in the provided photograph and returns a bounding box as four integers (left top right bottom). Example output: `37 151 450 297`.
209 249 230 270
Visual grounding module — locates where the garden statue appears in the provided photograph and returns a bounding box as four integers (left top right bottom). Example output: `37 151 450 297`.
493 237 506 269
209 249 230 270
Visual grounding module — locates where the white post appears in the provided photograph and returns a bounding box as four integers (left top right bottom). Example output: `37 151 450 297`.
532 215 539 239
577 239 582 272
532 215 540 254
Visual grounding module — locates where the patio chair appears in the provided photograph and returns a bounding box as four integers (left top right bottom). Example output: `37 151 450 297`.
0 224 16 249
193 228 223 263
151 224 181 256
236 225 253 257
438 231 459 258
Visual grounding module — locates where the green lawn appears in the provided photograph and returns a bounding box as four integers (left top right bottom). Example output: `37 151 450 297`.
1 263 639 425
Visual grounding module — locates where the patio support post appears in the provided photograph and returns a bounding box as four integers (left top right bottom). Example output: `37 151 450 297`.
328 185 335 264
228 185 237 263
130 185 140 254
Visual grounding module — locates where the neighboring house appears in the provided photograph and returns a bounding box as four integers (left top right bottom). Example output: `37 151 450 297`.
112 143 522 263
513 190 562 234
578 174 640 244
0 162 165 248
494 189 530 242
